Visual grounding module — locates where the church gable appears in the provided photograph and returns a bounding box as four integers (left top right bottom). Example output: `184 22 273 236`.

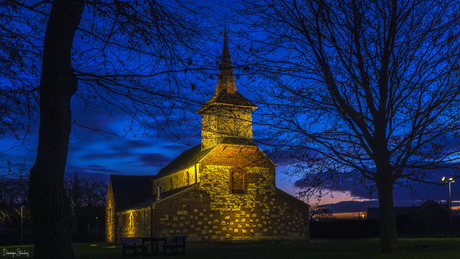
199 143 275 199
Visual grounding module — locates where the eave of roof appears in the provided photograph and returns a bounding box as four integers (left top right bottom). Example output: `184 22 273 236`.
153 144 215 179
119 184 198 211
275 187 310 208
110 175 154 210
196 90 257 114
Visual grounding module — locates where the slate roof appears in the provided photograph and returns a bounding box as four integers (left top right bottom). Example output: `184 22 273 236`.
215 28 237 95
154 144 214 179
123 184 198 211
220 137 256 146
196 90 257 114
110 175 153 211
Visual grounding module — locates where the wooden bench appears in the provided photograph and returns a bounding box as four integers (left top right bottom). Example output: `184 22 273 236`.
121 237 146 257
162 236 186 255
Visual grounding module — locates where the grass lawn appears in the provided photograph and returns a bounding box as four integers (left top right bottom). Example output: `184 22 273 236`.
2 238 460 259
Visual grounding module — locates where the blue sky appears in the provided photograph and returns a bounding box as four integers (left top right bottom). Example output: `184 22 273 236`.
2 9 459 215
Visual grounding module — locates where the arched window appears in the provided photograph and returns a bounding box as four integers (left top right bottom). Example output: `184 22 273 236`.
142 211 147 228
129 212 134 228
108 208 112 223
231 171 245 194
186 171 190 185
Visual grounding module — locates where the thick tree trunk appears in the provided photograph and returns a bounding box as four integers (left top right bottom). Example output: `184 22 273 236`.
29 0 84 258
377 177 399 253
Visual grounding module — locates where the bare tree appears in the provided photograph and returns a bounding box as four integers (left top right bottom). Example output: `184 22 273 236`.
64 171 106 240
1 0 214 258
231 0 460 252
0 162 29 207
309 206 334 221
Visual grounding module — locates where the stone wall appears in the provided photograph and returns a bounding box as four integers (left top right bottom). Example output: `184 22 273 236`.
151 187 309 242
152 165 198 192
201 106 253 150
138 144 308 242
105 180 116 243
113 144 309 243
115 188 308 243
116 208 152 241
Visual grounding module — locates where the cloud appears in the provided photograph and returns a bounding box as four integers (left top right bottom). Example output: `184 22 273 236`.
66 164 122 175
80 152 134 160
321 200 379 213
161 143 197 151
137 153 172 167
119 140 155 149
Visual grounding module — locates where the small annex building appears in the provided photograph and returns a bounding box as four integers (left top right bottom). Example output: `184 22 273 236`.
105 31 310 243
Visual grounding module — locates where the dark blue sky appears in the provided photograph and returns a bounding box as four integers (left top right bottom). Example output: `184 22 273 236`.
1 15 459 215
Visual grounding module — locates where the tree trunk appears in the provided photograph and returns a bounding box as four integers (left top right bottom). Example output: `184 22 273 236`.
377 177 399 253
29 0 84 258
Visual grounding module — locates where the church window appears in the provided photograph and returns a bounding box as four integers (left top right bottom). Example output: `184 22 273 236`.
108 208 112 223
142 211 147 227
129 212 134 228
231 171 245 194
186 171 190 185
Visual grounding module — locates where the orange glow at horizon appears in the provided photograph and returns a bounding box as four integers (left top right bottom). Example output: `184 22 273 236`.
332 211 367 219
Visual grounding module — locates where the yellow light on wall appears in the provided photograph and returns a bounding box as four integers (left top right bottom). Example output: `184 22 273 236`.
129 212 134 228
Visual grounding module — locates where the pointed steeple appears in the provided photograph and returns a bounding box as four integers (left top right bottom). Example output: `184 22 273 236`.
197 28 257 150
215 28 236 95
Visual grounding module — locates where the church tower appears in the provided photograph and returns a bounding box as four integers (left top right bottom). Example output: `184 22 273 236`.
197 30 257 150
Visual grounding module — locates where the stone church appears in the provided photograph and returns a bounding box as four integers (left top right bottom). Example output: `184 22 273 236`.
105 32 310 243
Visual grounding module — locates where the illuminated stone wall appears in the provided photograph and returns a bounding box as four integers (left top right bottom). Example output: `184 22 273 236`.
149 187 309 242
152 165 198 193
116 208 152 240
114 144 308 243
105 180 116 243
201 106 253 150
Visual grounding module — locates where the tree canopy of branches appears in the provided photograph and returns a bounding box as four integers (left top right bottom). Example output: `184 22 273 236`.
233 0 460 252
0 167 105 241
64 171 107 240
1 0 214 258
0 162 29 208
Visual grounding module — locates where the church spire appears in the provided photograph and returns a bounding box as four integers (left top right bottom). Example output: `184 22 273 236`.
215 28 236 95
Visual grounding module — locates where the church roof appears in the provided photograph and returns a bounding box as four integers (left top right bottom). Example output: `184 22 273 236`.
110 175 153 210
154 138 258 179
216 28 236 95
123 184 198 211
196 90 256 114
220 137 257 146
196 30 257 114
154 144 213 178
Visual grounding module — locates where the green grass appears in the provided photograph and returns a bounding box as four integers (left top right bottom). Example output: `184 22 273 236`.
2 238 460 259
